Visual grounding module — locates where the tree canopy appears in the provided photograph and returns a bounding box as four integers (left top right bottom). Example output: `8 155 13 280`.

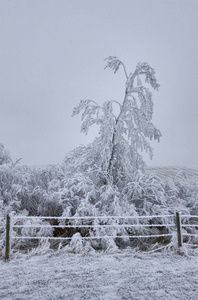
71 56 161 185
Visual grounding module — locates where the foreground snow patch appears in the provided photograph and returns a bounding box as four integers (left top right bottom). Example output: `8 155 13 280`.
0 250 198 300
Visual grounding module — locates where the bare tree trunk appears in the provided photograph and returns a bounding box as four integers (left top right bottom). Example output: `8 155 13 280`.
107 90 128 176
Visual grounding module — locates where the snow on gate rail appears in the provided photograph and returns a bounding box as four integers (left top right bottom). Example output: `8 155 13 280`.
2 213 198 260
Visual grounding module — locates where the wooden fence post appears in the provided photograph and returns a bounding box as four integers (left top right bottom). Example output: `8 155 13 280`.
176 212 182 248
5 214 10 261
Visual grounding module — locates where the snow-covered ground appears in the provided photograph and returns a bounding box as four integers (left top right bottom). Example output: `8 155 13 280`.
0 248 198 300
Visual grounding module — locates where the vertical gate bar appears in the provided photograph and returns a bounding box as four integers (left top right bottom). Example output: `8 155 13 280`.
176 212 182 248
5 214 10 261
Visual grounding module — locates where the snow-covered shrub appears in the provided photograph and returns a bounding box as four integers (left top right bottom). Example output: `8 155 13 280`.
60 173 100 216
161 170 198 216
38 192 63 217
122 171 167 215
19 186 45 216
0 143 12 166
11 216 53 253
174 175 198 215
0 165 26 215
0 163 65 217
68 232 83 253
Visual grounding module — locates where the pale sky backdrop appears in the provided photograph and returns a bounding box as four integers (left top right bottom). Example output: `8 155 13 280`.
0 0 198 168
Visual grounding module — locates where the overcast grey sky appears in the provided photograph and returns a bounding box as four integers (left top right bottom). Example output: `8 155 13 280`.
0 0 198 168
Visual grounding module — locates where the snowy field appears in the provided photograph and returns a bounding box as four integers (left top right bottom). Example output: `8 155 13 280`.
0 248 198 300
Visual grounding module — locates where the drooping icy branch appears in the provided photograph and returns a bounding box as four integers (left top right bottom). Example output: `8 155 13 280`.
104 56 128 79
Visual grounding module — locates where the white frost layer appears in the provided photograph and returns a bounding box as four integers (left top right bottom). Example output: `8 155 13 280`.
0 250 198 300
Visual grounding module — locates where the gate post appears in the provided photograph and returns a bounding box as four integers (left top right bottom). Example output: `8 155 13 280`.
5 214 10 261
176 212 182 248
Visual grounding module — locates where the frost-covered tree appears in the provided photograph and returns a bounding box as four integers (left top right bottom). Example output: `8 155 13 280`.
72 56 161 185
0 143 12 165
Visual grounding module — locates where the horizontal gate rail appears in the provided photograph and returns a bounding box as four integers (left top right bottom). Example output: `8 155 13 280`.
13 233 173 240
12 224 175 228
12 214 175 220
